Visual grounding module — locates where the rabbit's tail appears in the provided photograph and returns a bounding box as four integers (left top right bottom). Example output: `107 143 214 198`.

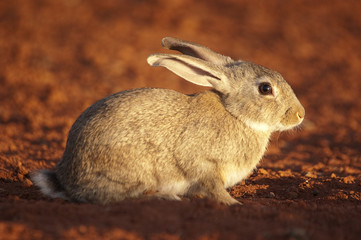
31 169 69 200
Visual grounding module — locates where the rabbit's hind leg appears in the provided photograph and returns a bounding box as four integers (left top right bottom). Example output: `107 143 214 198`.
142 190 182 201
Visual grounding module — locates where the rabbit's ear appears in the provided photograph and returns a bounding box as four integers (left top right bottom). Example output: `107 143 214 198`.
161 37 234 65
147 53 230 92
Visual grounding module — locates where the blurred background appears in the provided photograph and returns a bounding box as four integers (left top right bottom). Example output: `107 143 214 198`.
0 0 361 239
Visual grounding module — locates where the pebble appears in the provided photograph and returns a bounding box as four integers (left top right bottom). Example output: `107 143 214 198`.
278 169 293 177
305 172 317 178
258 168 269 175
23 178 33 187
17 173 24 182
343 176 355 184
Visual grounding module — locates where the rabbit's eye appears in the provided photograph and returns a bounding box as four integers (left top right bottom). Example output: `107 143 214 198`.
258 83 273 95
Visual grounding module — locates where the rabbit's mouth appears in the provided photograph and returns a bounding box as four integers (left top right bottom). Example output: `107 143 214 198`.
279 106 305 131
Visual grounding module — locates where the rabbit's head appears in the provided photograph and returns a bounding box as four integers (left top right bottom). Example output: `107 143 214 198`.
148 37 305 132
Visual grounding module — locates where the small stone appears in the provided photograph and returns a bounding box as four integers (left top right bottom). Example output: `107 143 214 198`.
278 169 293 177
258 168 269 175
305 172 317 178
343 176 355 184
269 192 275 198
23 178 33 187
17 173 24 182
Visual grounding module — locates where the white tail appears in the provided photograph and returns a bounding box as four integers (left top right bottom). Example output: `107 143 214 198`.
31 170 69 200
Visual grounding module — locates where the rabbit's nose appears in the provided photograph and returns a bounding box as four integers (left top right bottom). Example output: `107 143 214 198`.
296 107 305 120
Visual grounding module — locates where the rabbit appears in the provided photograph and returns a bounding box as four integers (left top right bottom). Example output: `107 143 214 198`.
31 37 305 205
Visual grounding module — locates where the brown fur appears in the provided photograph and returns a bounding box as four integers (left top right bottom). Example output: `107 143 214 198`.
32 37 305 205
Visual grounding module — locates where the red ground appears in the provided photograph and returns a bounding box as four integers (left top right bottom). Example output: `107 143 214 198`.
1 0 361 239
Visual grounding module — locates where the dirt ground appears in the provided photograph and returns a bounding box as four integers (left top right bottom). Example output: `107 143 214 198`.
1 0 361 239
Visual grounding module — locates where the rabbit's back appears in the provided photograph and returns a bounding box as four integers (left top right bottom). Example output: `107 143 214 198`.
55 88 188 201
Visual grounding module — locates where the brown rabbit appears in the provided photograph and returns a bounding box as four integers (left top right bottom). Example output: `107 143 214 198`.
32 37 305 205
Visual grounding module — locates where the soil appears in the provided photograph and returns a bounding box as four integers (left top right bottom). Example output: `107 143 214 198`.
1 0 361 239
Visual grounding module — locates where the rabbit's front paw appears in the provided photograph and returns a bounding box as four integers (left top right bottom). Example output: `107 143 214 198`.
214 190 243 206
197 178 243 205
